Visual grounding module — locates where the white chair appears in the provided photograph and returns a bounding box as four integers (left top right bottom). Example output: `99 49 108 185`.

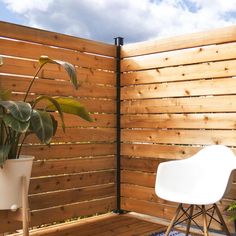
155 145 236 236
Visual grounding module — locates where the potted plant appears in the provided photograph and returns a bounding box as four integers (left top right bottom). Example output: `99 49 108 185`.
0 55 92 210
227 201 236 233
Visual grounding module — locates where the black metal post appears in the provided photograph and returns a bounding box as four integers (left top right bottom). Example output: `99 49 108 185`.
114 36 124 214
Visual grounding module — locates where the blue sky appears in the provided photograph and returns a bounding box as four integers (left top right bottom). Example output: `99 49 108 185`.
0 0 236 44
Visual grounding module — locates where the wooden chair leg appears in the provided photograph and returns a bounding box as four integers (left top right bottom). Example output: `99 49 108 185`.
214 204 231 236
22 176 29 236
186 205 194 236
202 205 209 236
165 203 183 236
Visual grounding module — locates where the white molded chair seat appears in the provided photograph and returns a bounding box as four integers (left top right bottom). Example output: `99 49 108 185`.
155 145 236 236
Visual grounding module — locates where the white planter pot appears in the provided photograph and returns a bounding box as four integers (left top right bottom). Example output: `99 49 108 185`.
0 155 34 210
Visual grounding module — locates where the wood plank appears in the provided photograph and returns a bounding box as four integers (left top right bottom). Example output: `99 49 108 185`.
31 156 115 177
0 198 116 233
30 197 115 227
122 143 201 159
0 21 116 57
55 113 116 128
25 127 116 144
121 95 236 114
121 113 236 129
121 170 155 188
121 59 236 85
121 129 236 146
29 170 115 194
121 41 236 72
29 184 115 210
121 156 160 173
121 184 174 206
121 77 236 100
0 75 116 99
121 25 236 57
1 56 115 85
121 197 175 220
9 93 116 113
0 38 116 71
21 143 116 160
122 143 236 160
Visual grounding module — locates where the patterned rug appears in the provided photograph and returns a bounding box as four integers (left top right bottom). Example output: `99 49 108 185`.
150 230 188 236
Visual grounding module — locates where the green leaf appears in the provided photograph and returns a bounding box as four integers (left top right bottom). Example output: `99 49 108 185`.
54 60 78 89
34 95 65 131
47 97 93 122
30 109 54 144
0 145 11 166
38 56 78 89
3 114 30 133
0 101 32 122
50 114 58 136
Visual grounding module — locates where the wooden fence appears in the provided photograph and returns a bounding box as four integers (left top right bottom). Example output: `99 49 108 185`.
120 26 236 232
1 21 236 234
0 21 117 233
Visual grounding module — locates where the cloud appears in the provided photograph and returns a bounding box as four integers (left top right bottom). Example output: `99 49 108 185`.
1 0 236 43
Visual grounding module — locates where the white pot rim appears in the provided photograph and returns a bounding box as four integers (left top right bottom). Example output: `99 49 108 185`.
6 155 35 162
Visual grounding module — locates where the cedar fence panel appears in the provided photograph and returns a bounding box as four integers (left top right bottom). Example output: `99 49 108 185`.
1 21 236 234
0 21 117 234
120 26 236 233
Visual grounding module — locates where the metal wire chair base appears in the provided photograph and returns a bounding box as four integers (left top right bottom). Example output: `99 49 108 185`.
165 203 231 236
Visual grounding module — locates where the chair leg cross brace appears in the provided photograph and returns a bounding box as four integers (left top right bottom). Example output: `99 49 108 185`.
165 203 231 236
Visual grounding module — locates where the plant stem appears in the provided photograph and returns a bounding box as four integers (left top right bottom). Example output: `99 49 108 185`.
23 64 44 102
17 133 28 158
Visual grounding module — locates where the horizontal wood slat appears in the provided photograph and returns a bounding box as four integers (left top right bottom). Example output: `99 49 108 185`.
121 77 236 100
121 41 236 72
0 38 115 71
21 143 116 160
0 21 116 57
121 170 155 188
1 56 116 85
121 25 236 57
55 113 116 128
30 197 116 227
121 95 236 114
122 129 236 146
29 170 115 194
0 197 116 233
122 143 200 159
121 113 236 129
0 75 116 99
121 184 171 206
121 197 175 220
121 156 160 173
31 156 115 177
121 59 236 85
29 184 115 210
25 127 116 144
8 93 116 114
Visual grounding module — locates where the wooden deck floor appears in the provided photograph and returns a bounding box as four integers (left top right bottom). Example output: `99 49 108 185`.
24 213 166 236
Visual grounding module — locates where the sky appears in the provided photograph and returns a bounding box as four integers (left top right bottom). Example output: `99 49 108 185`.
0 0 236 44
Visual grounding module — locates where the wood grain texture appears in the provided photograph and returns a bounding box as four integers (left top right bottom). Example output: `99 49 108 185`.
29 170 115 194
121 77 236 100
121 95 236 114
122 113 236 129
122 41 236 72
21 143 116 160
0 21 116 57
122 25 236 57
121 59 236 85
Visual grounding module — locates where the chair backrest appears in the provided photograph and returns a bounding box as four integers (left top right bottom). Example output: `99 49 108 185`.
155 145 236 205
